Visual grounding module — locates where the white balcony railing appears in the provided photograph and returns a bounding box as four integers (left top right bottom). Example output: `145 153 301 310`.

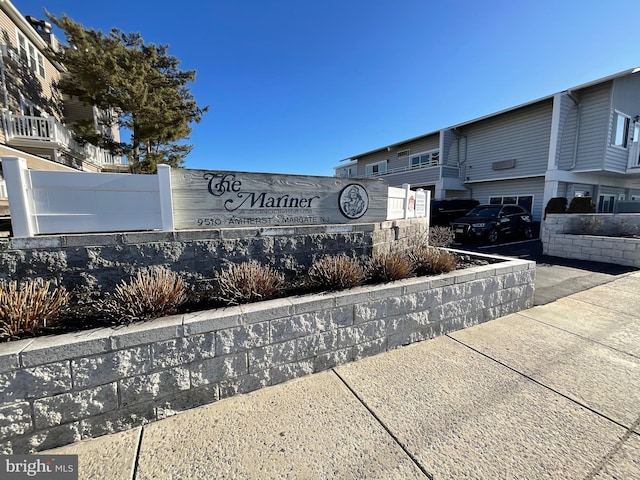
361 162 460 179
2 111 124 167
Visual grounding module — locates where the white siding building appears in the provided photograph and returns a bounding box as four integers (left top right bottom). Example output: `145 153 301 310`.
335 68 640 221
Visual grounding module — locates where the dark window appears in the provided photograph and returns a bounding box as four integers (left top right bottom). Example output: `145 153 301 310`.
503 205 522 215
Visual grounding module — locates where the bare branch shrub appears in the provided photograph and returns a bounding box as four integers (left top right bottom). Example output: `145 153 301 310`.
410 246 457 275
0 280 69 340
428 226 455 247
307 254 366 291
615 219 639 237
367 251 415 283
102 268 187 324
214 260 284 305
578 216 603 235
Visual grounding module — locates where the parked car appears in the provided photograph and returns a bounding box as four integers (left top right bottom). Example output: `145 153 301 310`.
450 204 533 243
430 199 480 226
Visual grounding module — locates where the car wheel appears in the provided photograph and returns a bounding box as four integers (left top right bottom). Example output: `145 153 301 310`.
523 225 533 240
487 227 499 244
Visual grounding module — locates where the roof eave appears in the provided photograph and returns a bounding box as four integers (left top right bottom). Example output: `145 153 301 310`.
0 0 65 71
341 66 640 163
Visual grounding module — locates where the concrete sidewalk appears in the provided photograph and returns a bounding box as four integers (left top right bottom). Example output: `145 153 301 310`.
45 272 640 479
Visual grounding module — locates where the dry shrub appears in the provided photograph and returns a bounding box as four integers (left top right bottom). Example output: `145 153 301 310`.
214 260 284 305
578 216 603 234
615 219 639 237
102 268 187 324
567 196 595 213
410 246 457 275
307 254 366 290
0 280 69 340
428 226 455 247
544 197 568 218
367 251 415 283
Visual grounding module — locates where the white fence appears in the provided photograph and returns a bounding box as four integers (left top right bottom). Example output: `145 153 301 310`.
387 184 429 220
2 157 172 237
2 156 428 237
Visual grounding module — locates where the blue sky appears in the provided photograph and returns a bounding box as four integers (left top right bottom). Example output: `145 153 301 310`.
13 0 640 176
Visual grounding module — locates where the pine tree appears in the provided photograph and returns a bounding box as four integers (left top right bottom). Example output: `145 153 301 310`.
46 13 207 173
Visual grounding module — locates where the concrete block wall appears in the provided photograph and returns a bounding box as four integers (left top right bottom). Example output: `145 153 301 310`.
543 214 640 267
0 254 535 453
0 219 427 292
543 213 640 236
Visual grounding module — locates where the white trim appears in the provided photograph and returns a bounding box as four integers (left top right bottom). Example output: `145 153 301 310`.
2 156 35 236
611 110 631 149
15 27 45 78
157 164 174 231
488 194 534 210
547 93 563 171
464 174 545 184
629 122 640 169
0 0 64 70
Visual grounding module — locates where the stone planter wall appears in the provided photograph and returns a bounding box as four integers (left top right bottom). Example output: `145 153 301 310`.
0 219 426 292
543 214 640 267
0 252 535 453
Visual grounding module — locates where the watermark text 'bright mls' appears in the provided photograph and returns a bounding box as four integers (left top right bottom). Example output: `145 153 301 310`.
2 455 78 479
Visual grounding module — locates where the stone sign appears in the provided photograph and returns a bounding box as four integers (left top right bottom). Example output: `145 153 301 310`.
170 169 389 229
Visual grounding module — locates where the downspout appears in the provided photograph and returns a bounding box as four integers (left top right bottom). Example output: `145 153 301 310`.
453 127 469 191
0 54 9 145
0 55 8 110
567 90 581 170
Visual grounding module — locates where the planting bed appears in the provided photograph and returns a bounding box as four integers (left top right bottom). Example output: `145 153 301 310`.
0 250 535 453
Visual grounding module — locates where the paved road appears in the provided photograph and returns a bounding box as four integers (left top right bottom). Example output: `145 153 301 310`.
453 239 637 305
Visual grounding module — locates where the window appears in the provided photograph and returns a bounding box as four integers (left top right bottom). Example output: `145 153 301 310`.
598 195 616 213
20 97 44 117
489 195 533 213
410 150 439 169
612 111 630 148
16 31 45 77
503 205 523 215
365 161 387 176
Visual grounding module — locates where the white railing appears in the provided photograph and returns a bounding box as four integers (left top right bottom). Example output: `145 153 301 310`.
364 164 435 178
0 179 7 198
364 162 459 179
2 112 124 167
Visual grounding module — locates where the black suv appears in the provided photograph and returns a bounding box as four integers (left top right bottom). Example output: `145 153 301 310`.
430 199 480 226
451 204 533 243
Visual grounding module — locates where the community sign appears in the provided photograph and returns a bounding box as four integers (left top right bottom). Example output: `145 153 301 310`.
170 169 389 230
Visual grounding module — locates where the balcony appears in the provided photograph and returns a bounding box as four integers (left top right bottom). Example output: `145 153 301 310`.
360 162 461 185
2 111 125 168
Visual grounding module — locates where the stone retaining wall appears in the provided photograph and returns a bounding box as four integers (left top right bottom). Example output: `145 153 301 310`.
543 214 640 267
0 252 535 453
0 219 426 292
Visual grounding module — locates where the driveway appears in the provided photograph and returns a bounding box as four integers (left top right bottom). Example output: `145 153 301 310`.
452 238 638 305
